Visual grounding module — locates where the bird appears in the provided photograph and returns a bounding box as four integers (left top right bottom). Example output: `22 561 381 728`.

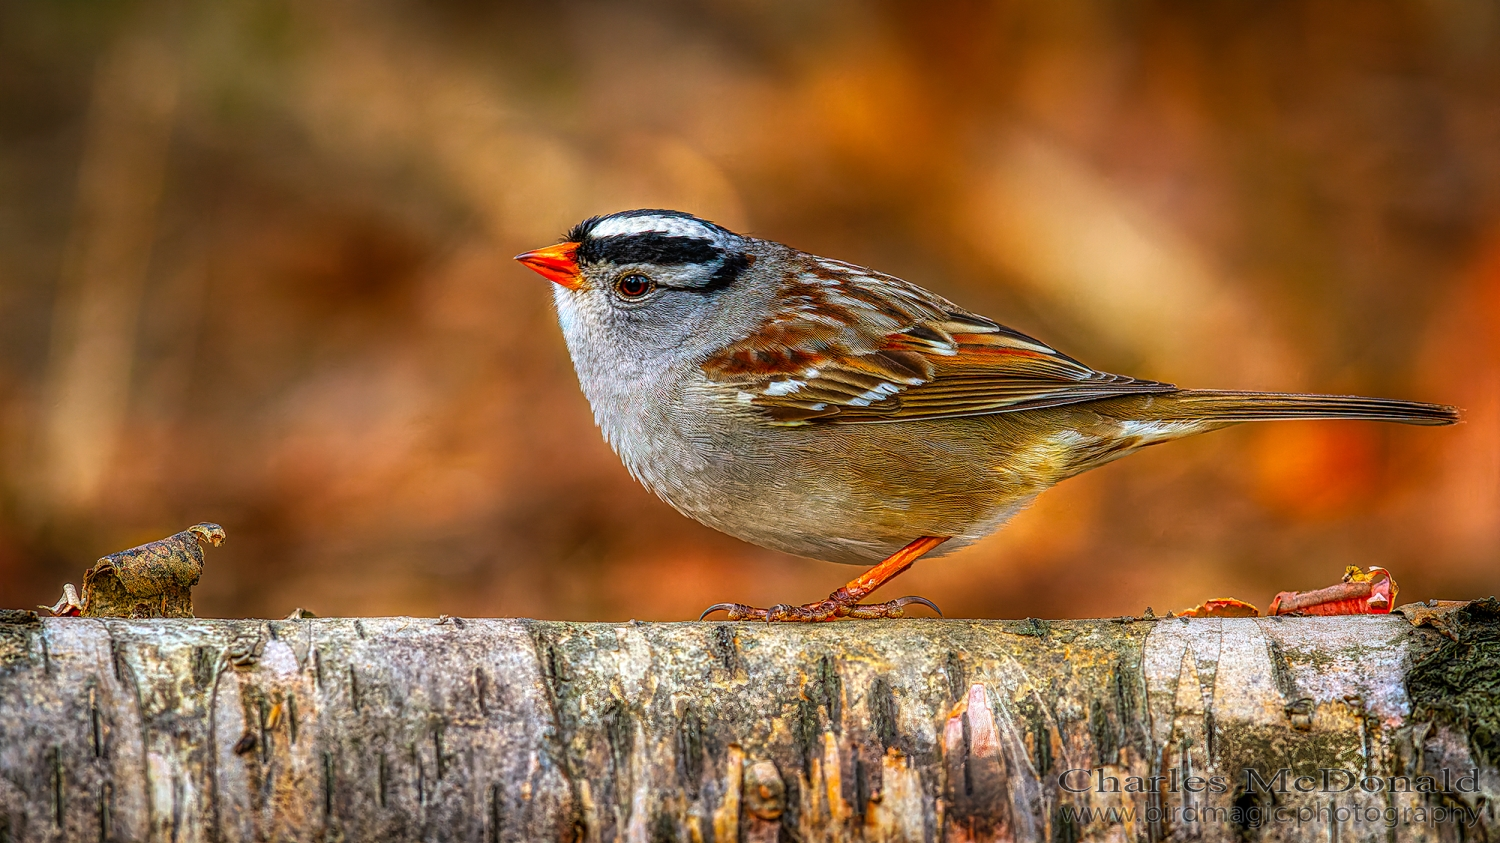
515 209 1459 622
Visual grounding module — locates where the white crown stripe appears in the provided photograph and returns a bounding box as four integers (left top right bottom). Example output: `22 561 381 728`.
589 215 719 240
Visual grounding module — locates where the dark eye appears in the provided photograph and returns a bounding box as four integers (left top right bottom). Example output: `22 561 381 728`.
615 273 656 298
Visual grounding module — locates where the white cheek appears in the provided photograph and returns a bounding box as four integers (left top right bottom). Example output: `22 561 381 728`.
553 286 613 342
551 285 580 330
551 288 608 373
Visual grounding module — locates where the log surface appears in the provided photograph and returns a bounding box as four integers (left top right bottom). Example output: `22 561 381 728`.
0 612 1495 842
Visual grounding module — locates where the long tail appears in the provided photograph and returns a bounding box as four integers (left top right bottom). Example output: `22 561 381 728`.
1132 389 1460 426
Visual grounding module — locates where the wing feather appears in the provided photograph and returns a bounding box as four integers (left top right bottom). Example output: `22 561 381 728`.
702 259 1175 424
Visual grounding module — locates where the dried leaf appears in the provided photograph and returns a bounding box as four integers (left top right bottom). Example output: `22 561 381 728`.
79 523 225 618
1268 566 1397 616
1395 598 1492 641
1170 597 1260 618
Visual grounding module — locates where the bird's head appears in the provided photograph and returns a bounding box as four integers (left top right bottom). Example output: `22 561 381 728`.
516 210 764 367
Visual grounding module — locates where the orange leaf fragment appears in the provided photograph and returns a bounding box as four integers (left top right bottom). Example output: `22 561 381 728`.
1170 597 1260 618
1268 566 1398 616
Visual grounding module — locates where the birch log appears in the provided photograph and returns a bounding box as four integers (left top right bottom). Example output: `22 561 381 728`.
0 608 1496 842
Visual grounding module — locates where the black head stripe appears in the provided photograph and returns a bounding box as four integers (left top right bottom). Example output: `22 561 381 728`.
577 232 723 267
698 252 753 293
563 215 603 243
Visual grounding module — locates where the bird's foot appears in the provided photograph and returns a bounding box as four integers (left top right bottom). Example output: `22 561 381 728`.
700 589 941 622
699 536 950 622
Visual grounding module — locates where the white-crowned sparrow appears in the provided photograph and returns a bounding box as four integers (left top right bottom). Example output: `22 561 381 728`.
516 210 1459 621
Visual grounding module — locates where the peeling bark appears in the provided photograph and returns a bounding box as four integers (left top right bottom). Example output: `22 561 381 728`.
0 611 1495 842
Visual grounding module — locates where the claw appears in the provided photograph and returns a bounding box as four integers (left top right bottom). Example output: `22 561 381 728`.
700 602 768 621
697 536 949 622
699 602 738 620
894 595 943 616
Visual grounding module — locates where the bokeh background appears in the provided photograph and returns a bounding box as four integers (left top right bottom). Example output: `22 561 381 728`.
2 0 1497 621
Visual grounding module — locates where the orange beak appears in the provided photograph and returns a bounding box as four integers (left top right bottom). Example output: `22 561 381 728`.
515 242 582 290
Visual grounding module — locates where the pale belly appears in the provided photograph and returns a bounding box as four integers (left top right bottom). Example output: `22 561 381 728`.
627 409 1100 565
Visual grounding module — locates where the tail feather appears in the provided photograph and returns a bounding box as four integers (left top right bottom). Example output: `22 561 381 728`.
1135 390 1460 426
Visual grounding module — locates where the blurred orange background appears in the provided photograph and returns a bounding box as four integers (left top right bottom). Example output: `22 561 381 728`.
1 0 1496 621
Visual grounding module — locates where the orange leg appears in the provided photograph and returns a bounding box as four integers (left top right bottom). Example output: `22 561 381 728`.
700 536 950 622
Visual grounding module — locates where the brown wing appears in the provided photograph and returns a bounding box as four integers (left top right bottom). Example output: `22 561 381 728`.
701 257 1175 424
